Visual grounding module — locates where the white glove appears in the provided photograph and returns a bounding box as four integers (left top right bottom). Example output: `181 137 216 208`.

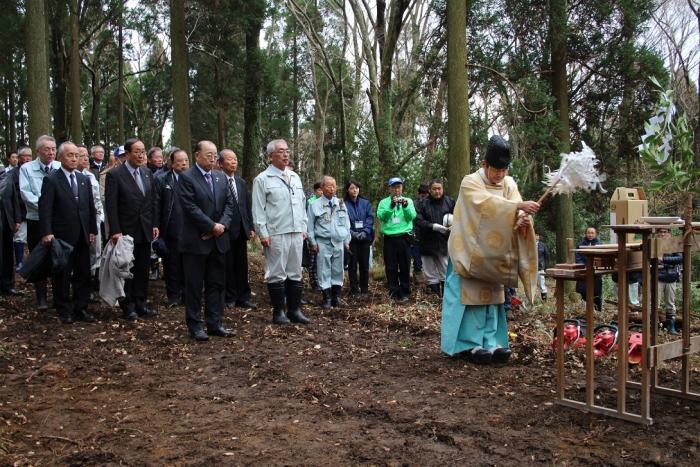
432 223 449 234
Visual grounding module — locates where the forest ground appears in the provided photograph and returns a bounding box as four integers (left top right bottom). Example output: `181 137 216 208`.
0 251 698 466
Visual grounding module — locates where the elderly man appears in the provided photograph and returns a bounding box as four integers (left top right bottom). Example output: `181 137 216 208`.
19 135 61 310
0 152 22 296
218 149 256 310
307 176 351 308
12 147 31 272
39 142 97 324
147 147 164 175
78 146 104 281
153 147 189 307
252 139 309 325
105 138 158 321
179 141 234 340
377 177 416 301
441 135 539 364
89 144 107 178
414 178 455 295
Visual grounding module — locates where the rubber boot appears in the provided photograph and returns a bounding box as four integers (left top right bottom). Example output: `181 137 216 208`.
665 314 679 335
440 281 445 296
428 283 441 295
330 285 342 307
267 282 289 325
541 292 547 302
286 279 310 324
320 289 332 309
35 280 48 311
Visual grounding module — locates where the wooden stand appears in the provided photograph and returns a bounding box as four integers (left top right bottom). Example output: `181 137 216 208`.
546 224 699 424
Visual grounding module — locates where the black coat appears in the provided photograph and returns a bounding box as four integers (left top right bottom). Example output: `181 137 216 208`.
0 169 21 229
225 175 253 241
38 169 97 246
153 170 184 240
659 252 682 283
414 195 455 256
104 163 154 243
178 167 234 255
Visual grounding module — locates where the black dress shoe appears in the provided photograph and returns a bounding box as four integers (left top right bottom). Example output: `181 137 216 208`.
492 347 512 364
189 328 209 341
59 313 74 324
235 300 257 310
207 326 233 338
469 348 493 364
135 305 157 318
74 308 96 323
122 306 138 321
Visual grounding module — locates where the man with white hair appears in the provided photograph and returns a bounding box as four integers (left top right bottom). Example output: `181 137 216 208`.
307 175 351 308
39 142 97 324
19 135 61 310
252 139 310 325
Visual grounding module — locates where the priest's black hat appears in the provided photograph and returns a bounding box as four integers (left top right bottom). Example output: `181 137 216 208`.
485 135 511 169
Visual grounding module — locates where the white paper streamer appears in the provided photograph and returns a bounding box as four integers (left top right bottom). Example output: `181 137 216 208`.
543 142 607 195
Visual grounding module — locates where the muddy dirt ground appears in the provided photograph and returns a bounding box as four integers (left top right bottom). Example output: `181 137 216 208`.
1 253 699 466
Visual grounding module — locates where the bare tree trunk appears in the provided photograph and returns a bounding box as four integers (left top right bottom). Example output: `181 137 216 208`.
421 76 447 182
117 7 124 142
242 3 264 183
170 0 192 152
550 0 574 265
69 0 82 142
447 0 469 198
292 18 299 161
7 66 17 151
26 0 51 145
214 63 226 149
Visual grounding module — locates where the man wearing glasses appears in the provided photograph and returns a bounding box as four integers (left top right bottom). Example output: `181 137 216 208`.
252 139 310 325
105 138 159 321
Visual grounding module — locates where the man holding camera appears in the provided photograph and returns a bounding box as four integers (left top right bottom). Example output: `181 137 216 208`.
377 177 416 301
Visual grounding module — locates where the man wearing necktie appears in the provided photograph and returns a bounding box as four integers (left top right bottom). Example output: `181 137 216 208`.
38 142 97 324
105 138 159 321
179 141 234 341
19 135 61 310
89 145 106 179
252 139 310 325
307 176 351 308
153 148 190 307
218 149 256 310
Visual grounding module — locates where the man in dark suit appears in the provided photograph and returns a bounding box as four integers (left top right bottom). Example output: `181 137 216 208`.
105 138 158 321
89 145 107 179
179 140 234 341
218 149 257 309
39 142 97 324
154 147 189 307
0 161 22 296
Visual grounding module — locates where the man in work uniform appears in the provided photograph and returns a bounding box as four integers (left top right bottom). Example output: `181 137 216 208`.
441 135 539 364
252 139 310 325
307 176 351 308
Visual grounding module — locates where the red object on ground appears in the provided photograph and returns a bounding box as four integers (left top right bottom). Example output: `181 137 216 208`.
593 324 619 358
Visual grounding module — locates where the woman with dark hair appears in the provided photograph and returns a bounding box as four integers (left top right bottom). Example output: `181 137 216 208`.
344 180 374 298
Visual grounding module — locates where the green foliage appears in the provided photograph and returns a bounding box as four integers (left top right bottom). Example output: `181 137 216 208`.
639 79 699 196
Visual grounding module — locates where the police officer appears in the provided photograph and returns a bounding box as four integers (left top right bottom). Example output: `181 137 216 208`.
252 139 310 325
307 176 351 308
